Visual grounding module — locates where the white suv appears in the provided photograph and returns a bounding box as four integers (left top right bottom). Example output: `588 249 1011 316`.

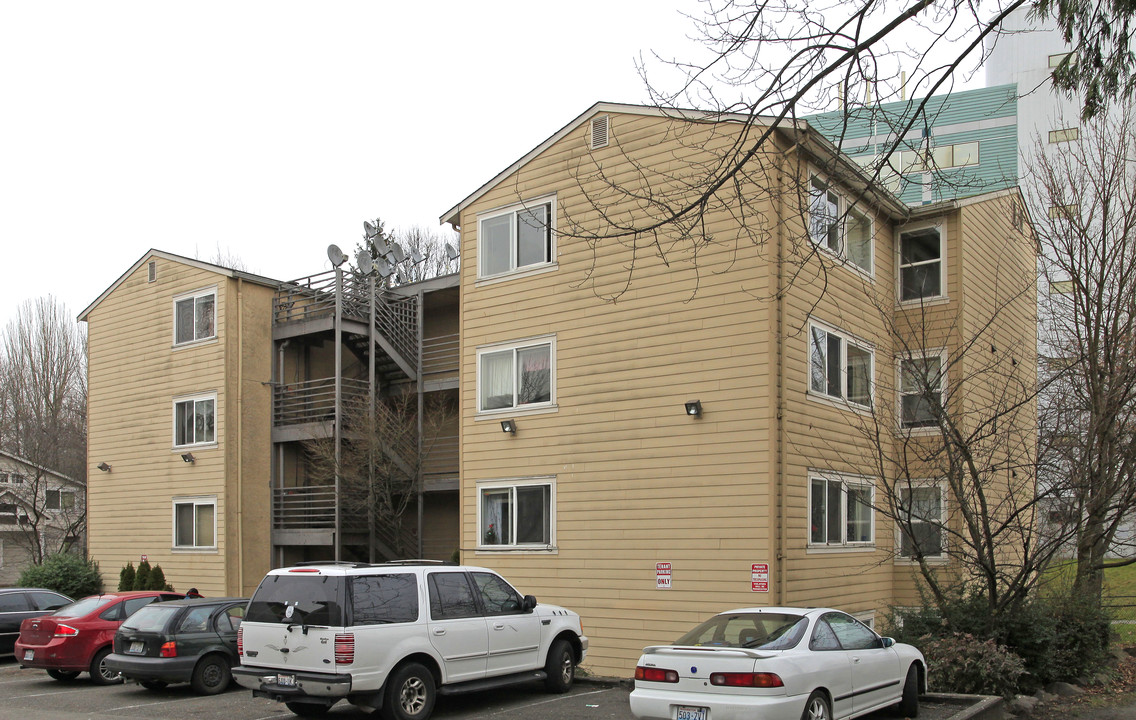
231 561 588 719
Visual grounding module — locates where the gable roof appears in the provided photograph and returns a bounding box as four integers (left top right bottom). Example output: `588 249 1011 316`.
0 449 82 487
439 101 911 228
78 249 282 322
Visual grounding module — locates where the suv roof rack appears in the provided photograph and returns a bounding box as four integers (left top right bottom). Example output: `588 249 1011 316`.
293 560 375 568
377 559 458 566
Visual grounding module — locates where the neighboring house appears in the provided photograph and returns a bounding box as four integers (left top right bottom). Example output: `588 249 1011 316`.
81 250 461 597
0 450 86 586
440 102 1037 676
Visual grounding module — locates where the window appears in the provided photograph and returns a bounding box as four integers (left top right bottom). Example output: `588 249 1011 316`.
809 176 873 273
809 475 874 547
478 199 554 278
0 503 27 524
1049 127 1080 143
479 479 553 549
898 226 943 301
46 490 76 511
1049 52 1074 68
173 289 216 345
174 395 216 447
0 472 24 484
1049 204 1077 221
898 484 946 559
478 339 553 412
899 353 944 429
173 497 216 549
428 572 479 619
472 571 525 615
351 574 418 624
809 323 873 408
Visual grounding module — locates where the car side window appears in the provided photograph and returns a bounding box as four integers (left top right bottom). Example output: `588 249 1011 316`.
471 572 523 615
99 602 124 621
216 605 245 632
810 618 841 651
351 573 419 625
0 592 28 612
827 612 880 650
177 606 213 633
30 592 69 611
428 572 480 620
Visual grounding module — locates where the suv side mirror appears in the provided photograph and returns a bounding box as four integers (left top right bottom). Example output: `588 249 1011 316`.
522 595 537 612
879 636 896 648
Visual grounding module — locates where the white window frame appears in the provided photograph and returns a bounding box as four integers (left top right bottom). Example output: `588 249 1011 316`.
807 472 876 550
476 477 556 551
1049 127 1080 144
476 195 557 280
172 495 217 551
897 349 947 432
895 481 948 562
476 336 556 415
807 320 874 410
172 393 217 448
808 174 874 275
172 287 217 346
897 223 946 304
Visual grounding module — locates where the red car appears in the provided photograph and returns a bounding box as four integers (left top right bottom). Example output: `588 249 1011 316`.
15 591 183 684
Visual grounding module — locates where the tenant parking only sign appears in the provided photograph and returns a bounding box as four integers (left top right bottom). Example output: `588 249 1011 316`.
751 562 769 592
656 562 672 589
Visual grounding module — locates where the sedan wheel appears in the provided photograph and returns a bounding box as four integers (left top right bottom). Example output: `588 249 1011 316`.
89 647 123 685
801 691 831 720
190 653 231 695
47 669 80 681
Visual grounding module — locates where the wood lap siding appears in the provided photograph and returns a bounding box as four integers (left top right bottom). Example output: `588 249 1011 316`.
87 260 230 592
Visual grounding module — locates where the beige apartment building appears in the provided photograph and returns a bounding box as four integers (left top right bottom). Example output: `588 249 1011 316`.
81 250 460 597
441 103 1037 676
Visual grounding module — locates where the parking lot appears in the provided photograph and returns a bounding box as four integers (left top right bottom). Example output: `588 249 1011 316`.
0 658 634 720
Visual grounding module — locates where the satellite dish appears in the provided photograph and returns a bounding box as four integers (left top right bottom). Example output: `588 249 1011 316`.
373 239 390 257
397 272 408 285
410 249 424 264
375 258 393 278
390 243 407 263
327 244 348 267
363 220 377 239
357 250 374 276
445 243 460 261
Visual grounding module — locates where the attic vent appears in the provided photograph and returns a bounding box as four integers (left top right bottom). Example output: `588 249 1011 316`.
148 261 156 283
590 116 609 149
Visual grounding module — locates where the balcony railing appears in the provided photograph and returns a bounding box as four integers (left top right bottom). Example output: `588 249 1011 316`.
422 333 458 379
273 377 369 426
273 485 336 529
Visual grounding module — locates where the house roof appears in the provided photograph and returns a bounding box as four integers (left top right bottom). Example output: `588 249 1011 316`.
78 249 282 322
439 101 912 228
0 449 82 487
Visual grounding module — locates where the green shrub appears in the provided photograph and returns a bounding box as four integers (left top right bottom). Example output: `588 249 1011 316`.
923 633 1026 699
1045 596 1113 683
19 554 103 598
133 560 152 590
149 564 168 592
118 562 136 591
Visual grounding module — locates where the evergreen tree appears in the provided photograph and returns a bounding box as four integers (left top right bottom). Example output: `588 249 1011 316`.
118 561 135 591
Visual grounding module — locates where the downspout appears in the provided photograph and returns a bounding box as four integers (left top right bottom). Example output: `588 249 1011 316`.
775 145 797 607
236 278 244 594
416 289 424 558
275 339 289 569
334 269 343 562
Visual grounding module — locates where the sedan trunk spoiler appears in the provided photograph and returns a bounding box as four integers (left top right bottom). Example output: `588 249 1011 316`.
641 645 776 660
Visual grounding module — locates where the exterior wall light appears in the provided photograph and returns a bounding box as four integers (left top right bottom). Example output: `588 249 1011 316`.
181 452 196 463
96 462 112 472
684 400 703 417
500 419 517 434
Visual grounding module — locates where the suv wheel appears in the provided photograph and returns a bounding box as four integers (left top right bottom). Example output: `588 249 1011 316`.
383 662 436 720
284 701 329 717
544 638 575 693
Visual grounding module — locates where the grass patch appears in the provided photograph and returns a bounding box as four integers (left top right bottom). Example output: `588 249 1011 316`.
1042 560 1136 645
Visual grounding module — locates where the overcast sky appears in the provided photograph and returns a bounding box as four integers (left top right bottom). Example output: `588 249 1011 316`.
1 1 695 328
2 2 990 333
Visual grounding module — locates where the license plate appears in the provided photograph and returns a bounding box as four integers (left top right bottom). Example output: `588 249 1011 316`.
676 706 707 720
129 641 144 654
23 650 34 662
276 673 296 687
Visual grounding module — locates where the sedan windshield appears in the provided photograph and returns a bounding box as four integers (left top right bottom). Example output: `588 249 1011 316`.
675 612 809 651
121 604 180 632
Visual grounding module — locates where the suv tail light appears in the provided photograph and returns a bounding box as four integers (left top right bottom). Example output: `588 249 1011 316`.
635 666 679 683
160 641 178 658
53 624 79 638
237 626 243 656
334 633 354 664
710 672 784 688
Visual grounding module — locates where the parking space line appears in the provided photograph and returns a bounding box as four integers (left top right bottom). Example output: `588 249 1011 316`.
480 688 610 716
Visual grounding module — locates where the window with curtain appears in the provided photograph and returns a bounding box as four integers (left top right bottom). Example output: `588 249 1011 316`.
478 341 553 412
479 481 553 549
478 200 554 278
900 354 944 428
174 395 215 446
899 485 945 558
174 289 216 345
809 324 873 409
809 475 874 548
173 497 216 549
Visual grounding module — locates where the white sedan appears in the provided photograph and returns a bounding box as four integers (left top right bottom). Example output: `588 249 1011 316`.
629 607 925 720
